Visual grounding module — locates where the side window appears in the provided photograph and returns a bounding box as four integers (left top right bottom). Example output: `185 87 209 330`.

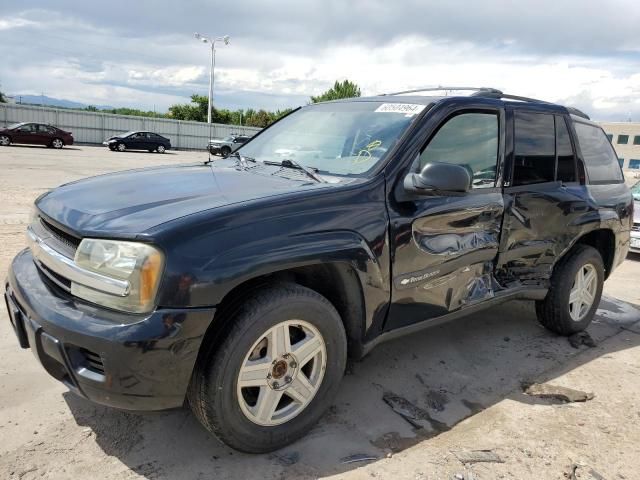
19 124 35 132
574 122 624 183
513 112 555 186
556 116 576 183
418 112 498 189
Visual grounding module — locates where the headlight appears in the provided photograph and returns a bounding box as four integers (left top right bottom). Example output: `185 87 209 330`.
71 239 164 313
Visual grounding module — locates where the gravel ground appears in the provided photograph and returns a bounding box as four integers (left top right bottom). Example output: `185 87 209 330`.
1 145 639 480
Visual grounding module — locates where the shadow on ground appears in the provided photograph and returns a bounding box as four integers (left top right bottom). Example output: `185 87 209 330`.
64 295 640 479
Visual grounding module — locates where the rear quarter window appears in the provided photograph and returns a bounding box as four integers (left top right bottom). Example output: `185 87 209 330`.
573 122 624 184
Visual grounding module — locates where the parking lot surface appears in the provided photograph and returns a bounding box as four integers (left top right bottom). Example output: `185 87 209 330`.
1 145 640 479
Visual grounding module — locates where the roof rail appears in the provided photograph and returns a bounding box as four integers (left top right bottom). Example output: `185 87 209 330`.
380 86 503 96
565 107 591 120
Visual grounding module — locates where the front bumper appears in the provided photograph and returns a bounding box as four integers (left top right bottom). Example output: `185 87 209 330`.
5 248 215 411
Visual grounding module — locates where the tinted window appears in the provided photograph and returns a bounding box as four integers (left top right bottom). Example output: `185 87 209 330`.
630 159 640 170
574 122 624 183
618 134 629 144
556 116 576 183
513 112 555 186
419 112 498 189
18 124 36 132
634 135 640 145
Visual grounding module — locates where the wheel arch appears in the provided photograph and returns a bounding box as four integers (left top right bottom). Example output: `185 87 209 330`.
195 261 367 364
563 228 616 279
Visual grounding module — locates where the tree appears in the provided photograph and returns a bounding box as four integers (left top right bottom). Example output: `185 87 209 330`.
310 79 361 103
0 90 6 103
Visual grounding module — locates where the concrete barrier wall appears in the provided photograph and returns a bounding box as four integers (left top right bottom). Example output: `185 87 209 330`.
0 103 261 150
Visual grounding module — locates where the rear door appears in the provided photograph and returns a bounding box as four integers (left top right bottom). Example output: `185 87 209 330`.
386 107 506 330
36 124 54 145
497 109 588 281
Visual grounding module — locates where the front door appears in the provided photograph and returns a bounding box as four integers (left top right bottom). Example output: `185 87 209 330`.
386 108 506 330
13 123 37 144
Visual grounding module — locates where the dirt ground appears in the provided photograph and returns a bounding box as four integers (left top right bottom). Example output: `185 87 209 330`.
1 145 639 480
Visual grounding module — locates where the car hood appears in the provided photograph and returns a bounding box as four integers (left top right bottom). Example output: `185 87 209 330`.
36 163 329 237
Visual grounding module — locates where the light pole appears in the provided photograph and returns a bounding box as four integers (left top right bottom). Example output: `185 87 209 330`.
194 33 230 124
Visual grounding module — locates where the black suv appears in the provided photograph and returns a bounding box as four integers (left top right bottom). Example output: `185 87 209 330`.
4 88 632 453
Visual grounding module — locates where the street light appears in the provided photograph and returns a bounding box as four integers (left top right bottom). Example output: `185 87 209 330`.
194 32 230 124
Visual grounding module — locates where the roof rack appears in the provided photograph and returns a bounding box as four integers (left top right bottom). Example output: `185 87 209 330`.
565 107 591 120
379 86 591 120
380 86 503 96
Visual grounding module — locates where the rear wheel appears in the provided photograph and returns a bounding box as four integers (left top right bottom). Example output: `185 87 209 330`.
157 144 166 153
536 245 604 335
116 142 126 152
0 135 10 146
51 138 64 149
188 283 347 453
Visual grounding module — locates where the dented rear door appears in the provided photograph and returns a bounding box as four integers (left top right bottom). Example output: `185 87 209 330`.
385 107 506 330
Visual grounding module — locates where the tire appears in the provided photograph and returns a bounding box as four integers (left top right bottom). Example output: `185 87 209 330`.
157 144 166 153
536 245 604 335
51 138 64 149
116 142 126 152
0 135 11 146
188 283 347 453
221 146 231 157
108 145 116 151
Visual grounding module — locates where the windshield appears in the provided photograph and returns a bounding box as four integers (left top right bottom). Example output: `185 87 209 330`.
118 131 137 137
7 123 24 130
632 181 640 201
238 101 427 176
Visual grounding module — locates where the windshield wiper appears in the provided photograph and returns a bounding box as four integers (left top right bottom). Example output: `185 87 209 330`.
264 159 326 183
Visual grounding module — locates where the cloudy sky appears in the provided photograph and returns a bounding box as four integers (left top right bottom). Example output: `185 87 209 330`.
1 0 639 120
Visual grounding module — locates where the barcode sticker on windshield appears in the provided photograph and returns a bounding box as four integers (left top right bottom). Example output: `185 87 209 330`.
375 103 426 116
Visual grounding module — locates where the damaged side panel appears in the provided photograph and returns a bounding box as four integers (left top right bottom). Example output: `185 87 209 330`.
386 193 505 330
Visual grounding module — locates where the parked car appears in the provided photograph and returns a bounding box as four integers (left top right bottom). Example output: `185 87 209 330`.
207 134 251 156
0 122 73 148
630 181 640 253
5 87 632 453
103 131 170 153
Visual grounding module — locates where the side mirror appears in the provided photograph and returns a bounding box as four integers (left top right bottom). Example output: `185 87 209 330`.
404 162 471 195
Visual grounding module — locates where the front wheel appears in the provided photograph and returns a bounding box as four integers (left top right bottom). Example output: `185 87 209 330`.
116 142 126 152
536 245 604 335
221 146 231 157
188 283 347 453
0 135 11 146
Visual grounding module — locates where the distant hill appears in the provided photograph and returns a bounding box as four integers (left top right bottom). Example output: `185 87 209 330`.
10 94 114 110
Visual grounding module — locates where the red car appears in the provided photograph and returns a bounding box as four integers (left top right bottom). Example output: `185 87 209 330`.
0 122 74 148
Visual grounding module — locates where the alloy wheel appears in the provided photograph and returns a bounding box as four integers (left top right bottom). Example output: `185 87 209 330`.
236 319 327 426
568 263 597 321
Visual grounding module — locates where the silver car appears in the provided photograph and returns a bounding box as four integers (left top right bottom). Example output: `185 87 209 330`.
207 134 251 157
